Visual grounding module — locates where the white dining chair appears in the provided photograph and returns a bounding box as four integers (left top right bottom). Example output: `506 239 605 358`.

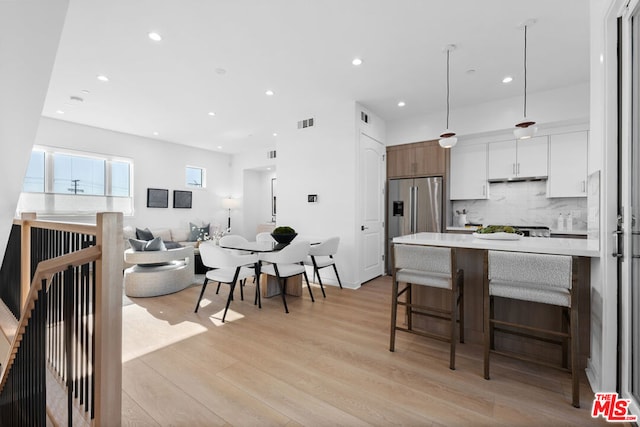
390 243 464 370
260 240 313 313
303 236 342 297
194 242 259 322
484 250 579 407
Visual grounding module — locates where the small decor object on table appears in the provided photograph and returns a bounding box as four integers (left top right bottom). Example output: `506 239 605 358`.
208 224 227 245
456 209 467 227
271 226 297 244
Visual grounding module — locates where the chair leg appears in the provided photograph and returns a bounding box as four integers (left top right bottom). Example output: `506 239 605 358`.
239 279 244 301
222 281 236 323
315 268 326 298
571 304 580 408
459 272 464 344
254 263 262 309
303 271 315 302
449 285 457 370
194 278 209 313
215 283 221 295
406 284 412 331
561 307 569 369
273 265 289 313
332 263 343 289
389 275 399 352
489 298 495 350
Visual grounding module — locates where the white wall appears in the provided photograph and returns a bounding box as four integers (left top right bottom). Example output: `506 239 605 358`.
32 118 233 234
387 83 589 146
242 169 276 239
230 149 276 239
275 100 359 287
0 0 69 253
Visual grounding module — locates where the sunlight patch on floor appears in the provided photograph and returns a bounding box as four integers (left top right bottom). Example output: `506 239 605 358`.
122 304 207 363
208 308 245 326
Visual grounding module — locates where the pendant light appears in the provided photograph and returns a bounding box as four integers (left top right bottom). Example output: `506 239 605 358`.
439 44 458 148
514 19 537 140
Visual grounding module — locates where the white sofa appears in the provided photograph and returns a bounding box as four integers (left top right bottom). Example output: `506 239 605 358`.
124 246 195 297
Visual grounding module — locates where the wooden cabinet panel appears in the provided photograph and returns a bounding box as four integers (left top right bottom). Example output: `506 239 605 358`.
387 140 445 178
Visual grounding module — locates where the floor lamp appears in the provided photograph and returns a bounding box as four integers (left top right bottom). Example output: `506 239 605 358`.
222 197 238 232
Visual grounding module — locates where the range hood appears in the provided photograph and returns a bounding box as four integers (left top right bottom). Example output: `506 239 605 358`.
487 175 548 183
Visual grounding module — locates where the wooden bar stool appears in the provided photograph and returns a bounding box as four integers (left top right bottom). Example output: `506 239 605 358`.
390 243 464 370
484 250 579 407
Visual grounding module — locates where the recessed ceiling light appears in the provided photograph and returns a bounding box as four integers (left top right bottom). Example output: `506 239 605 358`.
397 101 406 107
265 89 274 96
502 76 513 83
153 131 159 136
56 110 65 114
208 111 216 116
352 58 363 66
272 133 278 137
217 146 223 149
267 167 272 171
97 75 109 82
148 32 162 41
80 89 90 94
70 96 84 103
215 68 227 75
466 69 476 75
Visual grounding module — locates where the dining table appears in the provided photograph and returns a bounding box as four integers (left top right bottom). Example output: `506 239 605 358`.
219 240 314 299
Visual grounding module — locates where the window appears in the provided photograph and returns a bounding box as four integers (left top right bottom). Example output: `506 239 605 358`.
23 150 45 193
53 154 105 195
19 147 133 216
111 160 131 197
186 166 205 188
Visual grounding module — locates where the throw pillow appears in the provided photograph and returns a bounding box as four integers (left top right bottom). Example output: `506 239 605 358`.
136 227 154 241
144 236 167 251
128 237 167 252
188 222 210 241
128 239 147 252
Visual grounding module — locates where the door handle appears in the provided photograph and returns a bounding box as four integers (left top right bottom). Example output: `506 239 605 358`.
512 163 516 175
361 225 369 231
612 230 623 258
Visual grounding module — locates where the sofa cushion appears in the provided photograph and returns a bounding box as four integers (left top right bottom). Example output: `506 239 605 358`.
164 241 183 249
171 228 189 243
152 228 173 243
136 227 154 240
188 222 210 241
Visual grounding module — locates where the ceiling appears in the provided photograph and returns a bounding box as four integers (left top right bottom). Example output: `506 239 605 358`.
43 0 590 154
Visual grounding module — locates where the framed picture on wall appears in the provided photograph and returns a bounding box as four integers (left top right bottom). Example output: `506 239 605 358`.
147 188 169 208
173 190 192 209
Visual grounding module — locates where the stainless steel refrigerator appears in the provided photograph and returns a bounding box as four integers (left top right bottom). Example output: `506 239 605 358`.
387 177 443 272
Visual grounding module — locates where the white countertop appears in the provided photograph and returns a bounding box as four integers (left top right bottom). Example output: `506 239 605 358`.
393 232 600 258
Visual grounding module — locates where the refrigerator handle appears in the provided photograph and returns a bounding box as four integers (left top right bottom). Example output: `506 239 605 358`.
408 186 414 233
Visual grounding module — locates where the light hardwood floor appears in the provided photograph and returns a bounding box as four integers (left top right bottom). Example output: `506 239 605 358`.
122 275 608 426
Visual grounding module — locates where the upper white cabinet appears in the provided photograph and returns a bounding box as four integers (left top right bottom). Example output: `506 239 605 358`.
547 131 588 197
487 136 548 181
450 143 488 200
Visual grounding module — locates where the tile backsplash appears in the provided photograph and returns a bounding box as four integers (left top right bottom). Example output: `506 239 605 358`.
451 180 587 231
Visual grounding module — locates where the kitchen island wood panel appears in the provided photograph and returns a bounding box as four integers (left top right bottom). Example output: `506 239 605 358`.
391 233 598 369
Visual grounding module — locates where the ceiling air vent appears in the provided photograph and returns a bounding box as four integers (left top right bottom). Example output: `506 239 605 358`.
267 150 276 159
297 117 315 129
360 111 369 123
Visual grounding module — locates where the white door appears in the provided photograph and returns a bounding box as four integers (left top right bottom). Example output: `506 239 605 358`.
359 133 385 284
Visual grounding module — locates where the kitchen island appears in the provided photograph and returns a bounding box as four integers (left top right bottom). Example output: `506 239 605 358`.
391 232 599 369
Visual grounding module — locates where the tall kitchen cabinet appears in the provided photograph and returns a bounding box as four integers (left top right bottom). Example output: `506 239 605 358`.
450 143 488 200
387 140 446 178
547 131 588 197
487 136 548 180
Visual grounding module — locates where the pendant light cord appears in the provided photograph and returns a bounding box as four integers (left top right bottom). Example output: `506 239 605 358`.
446 48 450 129
523 25 528 118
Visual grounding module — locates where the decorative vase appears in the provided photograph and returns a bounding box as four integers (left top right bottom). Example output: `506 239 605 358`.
457 214 467 227
270 232 297 244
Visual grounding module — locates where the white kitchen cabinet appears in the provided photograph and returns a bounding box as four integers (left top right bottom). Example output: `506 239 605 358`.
487 136 548 180
450 143 488 200
547 131 588 197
